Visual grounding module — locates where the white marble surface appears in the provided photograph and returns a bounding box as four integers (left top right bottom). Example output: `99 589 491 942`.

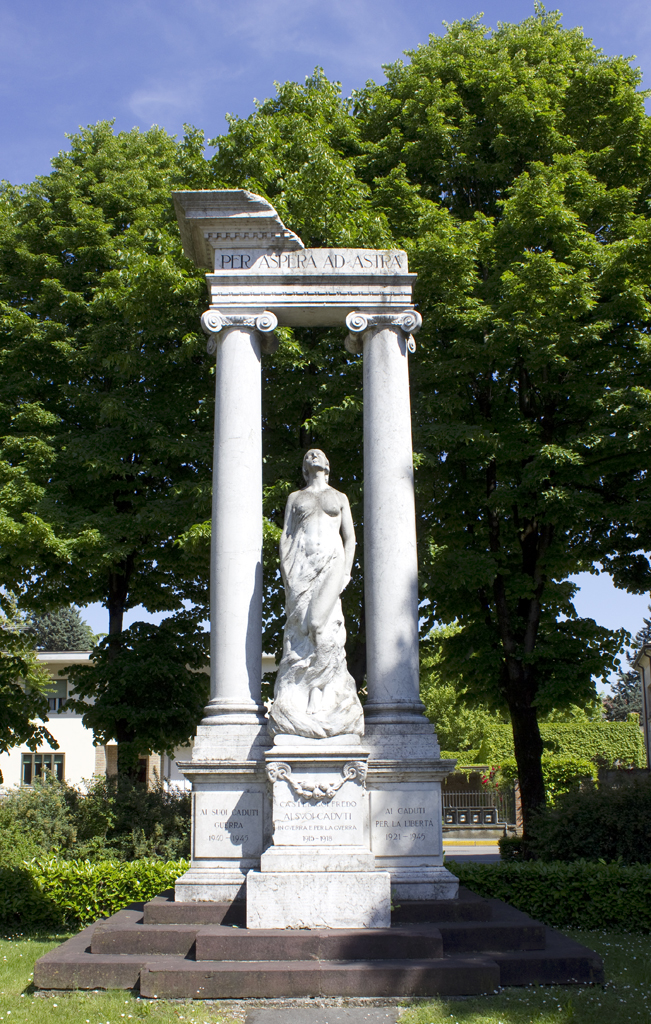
259 846 375 872
271 775 367 847
269 450 363 740
369 787 440 858
193 790 263 859
194 322 267 761
246 870 391 929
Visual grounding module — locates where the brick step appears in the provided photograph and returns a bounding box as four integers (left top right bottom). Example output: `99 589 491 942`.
33 891 605 995
34 926 147 992
143 885 492 927
138 955 500 999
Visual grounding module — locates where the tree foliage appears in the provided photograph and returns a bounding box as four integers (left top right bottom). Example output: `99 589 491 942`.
207 10 651 824
3 12 651 815
0 592 55 780
0 123 212 767
604 607 651 721
29 605 96 651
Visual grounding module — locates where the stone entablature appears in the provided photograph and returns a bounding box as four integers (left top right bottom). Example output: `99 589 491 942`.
204 249 415 327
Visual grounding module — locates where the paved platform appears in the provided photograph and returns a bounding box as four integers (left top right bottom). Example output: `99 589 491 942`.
245 1009 402 1023
443 841 501 863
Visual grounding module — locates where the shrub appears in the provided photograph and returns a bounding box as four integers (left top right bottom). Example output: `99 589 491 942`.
0 774 191 862
497 754 597 803
0 776 77 858
0 858 188 929
527 775 651 864
447 859 651 930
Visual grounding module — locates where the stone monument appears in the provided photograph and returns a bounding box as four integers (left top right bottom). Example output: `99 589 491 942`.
171 189 458 921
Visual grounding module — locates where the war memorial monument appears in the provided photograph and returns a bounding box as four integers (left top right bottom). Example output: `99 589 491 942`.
34 191 604 998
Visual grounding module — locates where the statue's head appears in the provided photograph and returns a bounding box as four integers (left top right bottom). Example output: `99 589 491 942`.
302 448 330 483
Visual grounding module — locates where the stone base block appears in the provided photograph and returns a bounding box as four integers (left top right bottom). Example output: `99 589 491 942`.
174 867 247 903
260 846 375 872
390 866 459 900
246 870 391 929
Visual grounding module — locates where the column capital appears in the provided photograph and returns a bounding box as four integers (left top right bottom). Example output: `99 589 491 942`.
344 310 422 355
201 308 279 355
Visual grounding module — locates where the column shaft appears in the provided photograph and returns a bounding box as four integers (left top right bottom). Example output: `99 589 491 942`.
206 325 263 716
363 325 421 714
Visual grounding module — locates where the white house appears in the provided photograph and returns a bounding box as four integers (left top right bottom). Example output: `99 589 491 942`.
0 651 277 790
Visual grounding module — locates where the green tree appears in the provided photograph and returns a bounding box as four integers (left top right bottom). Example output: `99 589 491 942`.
350 9 651 827
29 606 96 651
603 608 651 721
0 122 213 769
0 591 55 782
207 12 651 829
420 624 500 753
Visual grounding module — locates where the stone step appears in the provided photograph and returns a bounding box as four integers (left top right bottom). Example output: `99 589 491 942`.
138 955 500 999
392 887 492 923
34 926 147 991
143 893 245 926
195 923 444 962
438 920 545 952
490 928 604 986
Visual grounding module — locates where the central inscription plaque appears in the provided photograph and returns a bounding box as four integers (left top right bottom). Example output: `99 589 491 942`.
193 790 263 859
273 778 366 846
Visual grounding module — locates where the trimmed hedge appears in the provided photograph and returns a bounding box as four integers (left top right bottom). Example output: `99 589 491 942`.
0 858 188 930
477 721 645 768
447 860 651 930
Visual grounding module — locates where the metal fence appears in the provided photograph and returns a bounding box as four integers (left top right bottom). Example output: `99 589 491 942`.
442 788 516 825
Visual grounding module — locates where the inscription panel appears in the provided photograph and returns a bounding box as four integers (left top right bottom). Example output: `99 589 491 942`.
209 248 410 275
370 789 440 857
273 779 366 847
194 791 263 859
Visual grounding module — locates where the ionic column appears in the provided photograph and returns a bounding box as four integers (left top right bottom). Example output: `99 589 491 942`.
193 309 278 760
345 311 439 760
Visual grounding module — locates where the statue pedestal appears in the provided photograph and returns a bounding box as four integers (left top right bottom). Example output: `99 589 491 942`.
174 748 269 904
245 736 391 929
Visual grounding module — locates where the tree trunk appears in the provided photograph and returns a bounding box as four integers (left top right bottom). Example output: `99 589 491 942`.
107 557 139 778
508 699 546 836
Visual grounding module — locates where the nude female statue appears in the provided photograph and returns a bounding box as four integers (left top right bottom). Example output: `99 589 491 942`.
268 449 364 739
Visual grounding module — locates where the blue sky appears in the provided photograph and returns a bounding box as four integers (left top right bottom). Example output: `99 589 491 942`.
3 0 651 650
3 0 651 186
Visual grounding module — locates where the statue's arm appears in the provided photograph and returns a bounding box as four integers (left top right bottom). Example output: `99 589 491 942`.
339 494 356 585
279 492 297 567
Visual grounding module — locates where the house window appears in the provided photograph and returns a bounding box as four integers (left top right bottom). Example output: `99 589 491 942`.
46 681 68 714
21 753 64 785
47 697 68 712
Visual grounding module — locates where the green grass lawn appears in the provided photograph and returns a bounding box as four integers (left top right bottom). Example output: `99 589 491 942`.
400 930 651 1023
0 932 242 1024
1 929 649 1023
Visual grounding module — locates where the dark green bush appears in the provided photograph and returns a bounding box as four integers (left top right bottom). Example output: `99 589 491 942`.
0 858 188 929
498 835 524 861
0 774 191 862
447 859 651 930
527 776 651 864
